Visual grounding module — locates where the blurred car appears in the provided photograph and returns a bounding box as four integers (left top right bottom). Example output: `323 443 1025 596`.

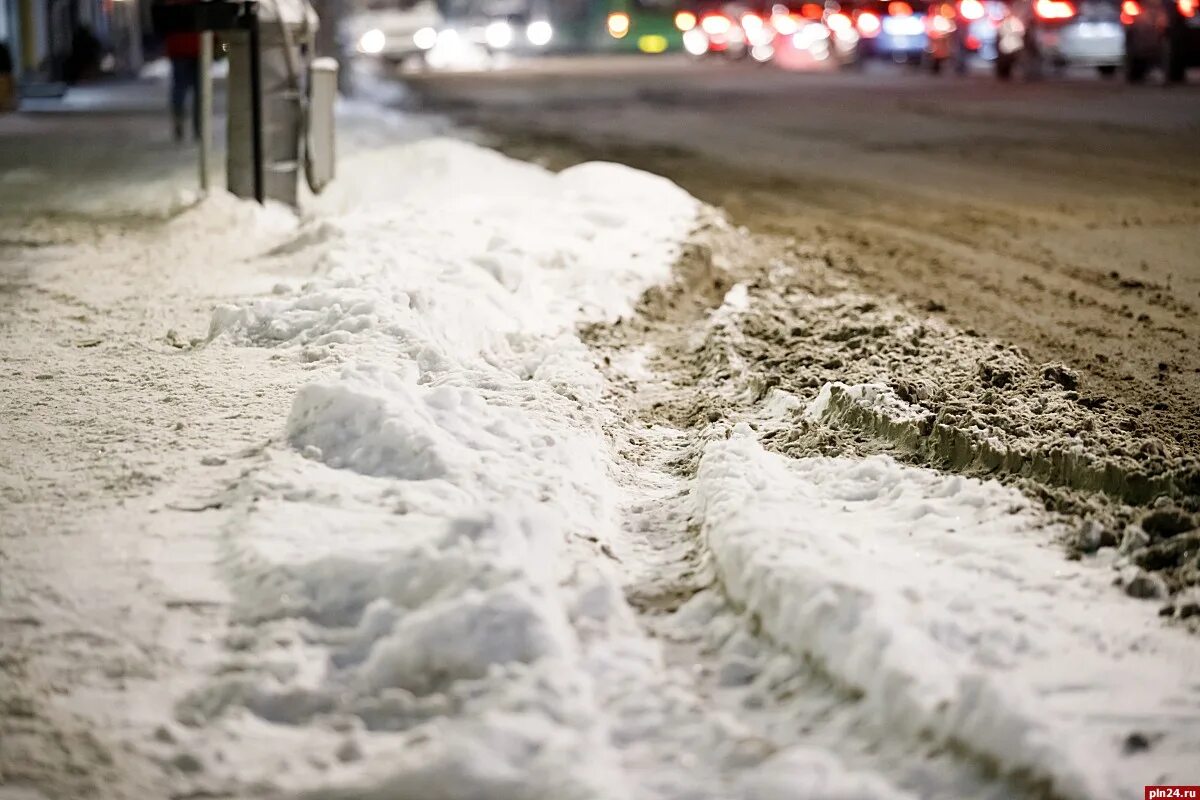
676 1 863 63
346 0 444 70
1121 0 1199 81
993 0 1125 78
852 0 929 63
602 0 683 53
924 0 1003 71
675 2 754 58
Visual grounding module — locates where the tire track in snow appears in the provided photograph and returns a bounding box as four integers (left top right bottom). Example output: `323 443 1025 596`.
586 214 1046 800
585 211 1200 800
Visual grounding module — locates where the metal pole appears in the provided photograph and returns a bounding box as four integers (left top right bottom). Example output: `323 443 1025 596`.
198 30 213 191
247 1 264 203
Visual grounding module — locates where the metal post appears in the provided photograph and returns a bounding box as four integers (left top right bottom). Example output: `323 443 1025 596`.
247 1 265 203
198 30 213 191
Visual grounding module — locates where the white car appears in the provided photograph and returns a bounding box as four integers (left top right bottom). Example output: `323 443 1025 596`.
345 0 444 69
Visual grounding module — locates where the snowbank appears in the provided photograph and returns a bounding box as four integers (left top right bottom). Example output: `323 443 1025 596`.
694 420 1200 800
184 137 709 798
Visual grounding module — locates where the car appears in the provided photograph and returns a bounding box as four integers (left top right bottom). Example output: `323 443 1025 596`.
601 0 683 53
851 0 929 64
676 2 755 58
345 0 444 71
1121 0 1200 81
993 0 1125 78
923 0 1004 72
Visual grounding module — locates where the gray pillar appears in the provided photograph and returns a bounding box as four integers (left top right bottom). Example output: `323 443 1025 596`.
225 24 304 206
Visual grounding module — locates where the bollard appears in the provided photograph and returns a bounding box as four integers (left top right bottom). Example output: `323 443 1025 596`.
306 57 337 193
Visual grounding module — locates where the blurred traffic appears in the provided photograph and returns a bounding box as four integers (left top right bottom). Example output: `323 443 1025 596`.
345 0 1198 82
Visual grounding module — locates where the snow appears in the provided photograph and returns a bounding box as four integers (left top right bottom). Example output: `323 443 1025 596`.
7 94 1200 800
695 419 1200 800
179 136 711 797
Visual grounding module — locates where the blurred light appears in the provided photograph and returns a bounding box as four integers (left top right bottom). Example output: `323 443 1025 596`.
751 43 775 60
638 34 669 52
683 27 710 53
959 0 985 18
884 13 924 32
485 20 513 48
856 10 882 35
792 21 830 48
607 11 631 37
742 12 774 44
826 11 853 31
675 10 698 30
1034 0 1075 18
701 13 732 33
811 37 831 58
1179 0 1196 16
966 33 980 47
437 27 459 46
801 3 824 18
413 26 438 49
888 0 914 14
358 28 386 54
930 13 954 31
772 11 800 33
526 19 553 45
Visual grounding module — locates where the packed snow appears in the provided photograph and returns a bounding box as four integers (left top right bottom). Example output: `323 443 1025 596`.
5 105 1200 800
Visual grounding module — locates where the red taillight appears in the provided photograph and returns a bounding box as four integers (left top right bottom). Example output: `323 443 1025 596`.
1034 0 1076 18
856 9 883 34
701 12 732 33
1120 0 1140 22
888 0 914 13
800 3 824 18
959 0 985 19
1179 0 1197 17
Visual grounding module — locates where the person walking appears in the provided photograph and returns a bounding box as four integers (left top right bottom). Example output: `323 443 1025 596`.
166 30 200 141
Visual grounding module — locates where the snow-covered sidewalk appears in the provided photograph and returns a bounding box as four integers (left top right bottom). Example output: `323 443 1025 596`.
2 92 1199 800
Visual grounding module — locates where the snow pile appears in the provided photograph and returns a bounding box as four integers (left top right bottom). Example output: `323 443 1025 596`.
694 419 1200 800
180 138 717 798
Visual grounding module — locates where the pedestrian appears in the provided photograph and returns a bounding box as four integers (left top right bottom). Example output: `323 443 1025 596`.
166 30 201 141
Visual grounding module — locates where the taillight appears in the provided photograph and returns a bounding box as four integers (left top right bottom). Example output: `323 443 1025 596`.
800 3 824 19
888 0 914 13
1180 0 1197 17
856 9 883 34
1120 0 1140 22
675 10 698 30
1034 0 1076 18
701 12 732 33
959 0 985 19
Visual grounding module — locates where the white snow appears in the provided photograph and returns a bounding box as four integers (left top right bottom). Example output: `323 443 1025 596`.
8 97 1200 800
183 136 718 797
694 419 1200 800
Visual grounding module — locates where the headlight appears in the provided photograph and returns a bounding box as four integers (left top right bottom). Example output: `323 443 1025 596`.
526 19 553 45
607 12 630 37
485 20 514 48
358 28 386 54
413 26 437 49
